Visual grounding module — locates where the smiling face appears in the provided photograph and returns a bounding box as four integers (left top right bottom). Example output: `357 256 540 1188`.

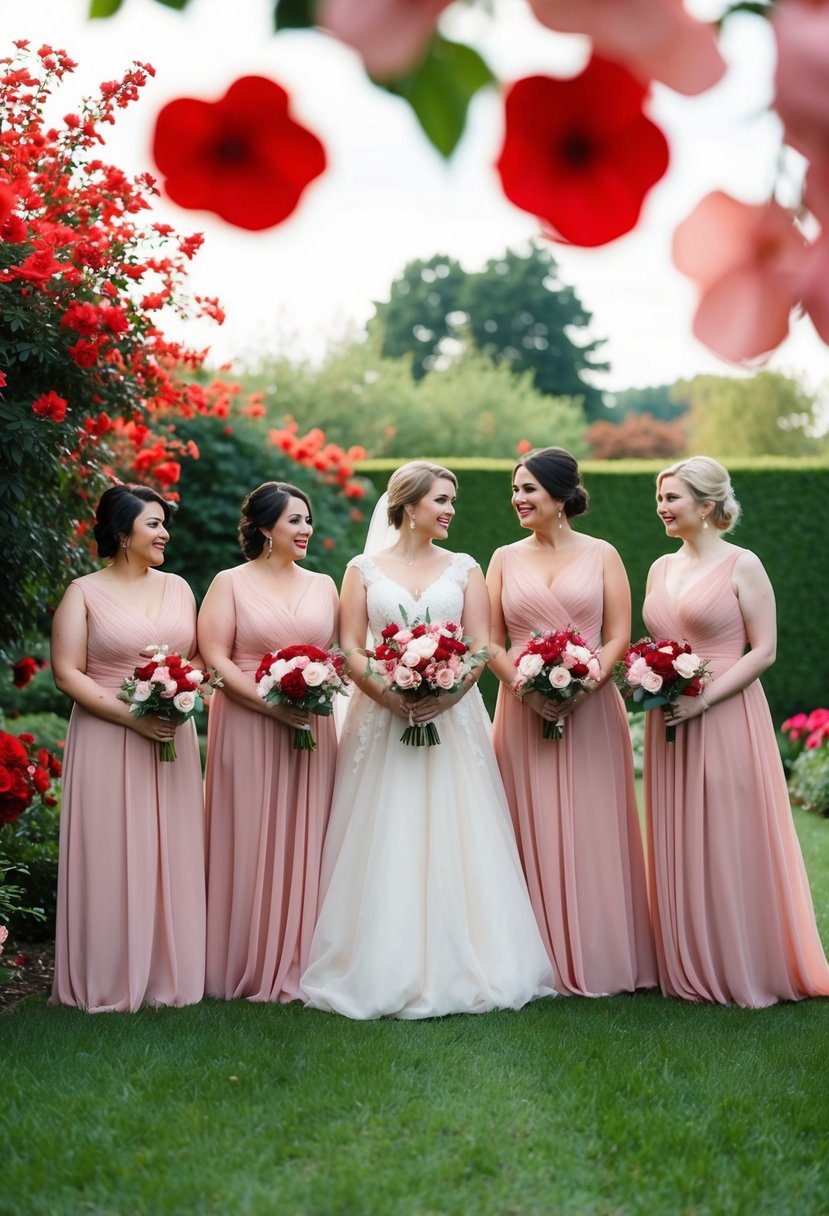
511 465 559 531
267 495 313 561
411 476 456 539
122 502 170 566
656 474 710 537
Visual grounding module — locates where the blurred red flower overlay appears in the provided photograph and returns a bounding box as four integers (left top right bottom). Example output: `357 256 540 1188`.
152 76 326 231
496 56 669 247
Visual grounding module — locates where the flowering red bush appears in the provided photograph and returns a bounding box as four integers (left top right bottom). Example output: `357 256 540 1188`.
0 729 61 826
152 76 327 230
496 57 669 247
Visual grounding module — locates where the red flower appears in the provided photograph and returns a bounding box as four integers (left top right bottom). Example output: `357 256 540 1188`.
496 56 669 247
279 669 309 700
152 76 327 231
32 391 68 423
11 657 37 688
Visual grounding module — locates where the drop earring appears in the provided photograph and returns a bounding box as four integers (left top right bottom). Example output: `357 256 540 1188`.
702 516 709 530
409 515 416 531
557 509 563 531
267 535 273 558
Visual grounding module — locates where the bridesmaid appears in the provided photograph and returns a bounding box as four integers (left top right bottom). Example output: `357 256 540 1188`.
487 447 656 996
644 456 829 1006
51 485 206 1012
198 481 338 1002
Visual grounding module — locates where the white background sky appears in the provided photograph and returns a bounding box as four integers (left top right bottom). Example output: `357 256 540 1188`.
3 0 829 395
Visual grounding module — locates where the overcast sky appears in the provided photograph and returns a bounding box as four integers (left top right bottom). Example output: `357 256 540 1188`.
4 0 829 395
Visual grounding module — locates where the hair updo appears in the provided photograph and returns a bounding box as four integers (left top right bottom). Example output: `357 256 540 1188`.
386 461 457 530
93 484 175 559
238 482 312 560
515 447 589 517
658 456 741 533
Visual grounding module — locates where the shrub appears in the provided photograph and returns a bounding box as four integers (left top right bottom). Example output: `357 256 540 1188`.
789 747 829 818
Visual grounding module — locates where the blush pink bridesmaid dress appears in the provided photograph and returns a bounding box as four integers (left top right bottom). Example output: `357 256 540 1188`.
51 573 206 1012
203 565 337 1002
492 542 657 996
643 548 829 1006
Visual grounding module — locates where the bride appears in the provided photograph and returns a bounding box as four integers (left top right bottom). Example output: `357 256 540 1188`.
301 461 555 1018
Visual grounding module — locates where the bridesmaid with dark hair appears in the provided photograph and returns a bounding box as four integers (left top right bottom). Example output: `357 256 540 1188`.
487 447 656 997
51 484 206 1012
199 481 338 1003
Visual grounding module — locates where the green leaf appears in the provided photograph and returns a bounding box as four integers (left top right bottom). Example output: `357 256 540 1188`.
383 35 496 159
274 0 316 31
88 0 124 15
154 0 193 9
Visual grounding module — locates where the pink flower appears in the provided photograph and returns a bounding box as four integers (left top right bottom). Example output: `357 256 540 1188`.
672 191 807 363
318 0 452 80
517 652 545 680
773 0 829 161
172 689 196 713
132 680 153 703
549 667 572 689
641 669 664 694
434 666 456 690
393 664 419 689
626 656 650 687
301 662 328 688
528 0 725 96
672 651 701 679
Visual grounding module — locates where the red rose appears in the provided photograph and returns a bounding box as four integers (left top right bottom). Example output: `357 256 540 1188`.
496 56 669 247
279 670 308 700
11 657 38 688
32 391 68 423
31 766 50 794
152 76 327 231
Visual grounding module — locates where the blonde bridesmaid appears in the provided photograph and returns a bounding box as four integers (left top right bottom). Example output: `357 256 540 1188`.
51 485 206 1012
199 482 338 1002
487 447 656 996
644 456 829 1006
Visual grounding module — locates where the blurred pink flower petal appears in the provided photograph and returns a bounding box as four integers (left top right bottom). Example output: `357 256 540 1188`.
801 161 829 341
773 0 829 159
528 0 725 95
672 191 806 363
318 0 452 79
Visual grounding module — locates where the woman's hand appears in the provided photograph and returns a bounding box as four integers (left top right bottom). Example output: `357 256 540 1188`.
266 702 311 730
664 693 708 726
130 713 178 743
520 689 589 724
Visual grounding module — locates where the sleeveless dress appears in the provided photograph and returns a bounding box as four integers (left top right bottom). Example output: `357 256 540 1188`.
204 565 338 1002
300 552 555 1019
51 572 206 1013
643 548 829 1006
492 542 657 996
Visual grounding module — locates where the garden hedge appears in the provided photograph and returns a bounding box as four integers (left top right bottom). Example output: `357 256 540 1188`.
356 458 829 726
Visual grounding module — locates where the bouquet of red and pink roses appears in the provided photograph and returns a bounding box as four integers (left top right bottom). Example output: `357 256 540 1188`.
367 613 487 746
255 644 350 751
118 645 222 761
512 628 602 739
613 637 710 742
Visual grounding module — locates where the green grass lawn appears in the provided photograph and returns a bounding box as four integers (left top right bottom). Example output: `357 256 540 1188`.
3 809 828 1216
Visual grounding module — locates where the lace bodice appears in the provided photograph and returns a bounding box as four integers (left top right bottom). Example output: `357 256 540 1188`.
349 552 478 641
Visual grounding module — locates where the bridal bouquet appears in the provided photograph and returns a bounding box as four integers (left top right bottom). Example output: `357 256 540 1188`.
255 644 350 751
367 612 487 747
512 628 602 739
613 637 710 742
118 645 222 761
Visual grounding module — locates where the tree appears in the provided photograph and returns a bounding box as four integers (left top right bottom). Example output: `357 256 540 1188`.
587 412 687 460
682 372 825 457
370 244 609 419
606 383 689 422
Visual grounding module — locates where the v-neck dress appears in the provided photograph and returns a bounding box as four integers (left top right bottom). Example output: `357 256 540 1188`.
51 572 206 1012
203 564 338 1002
300 552 555 1019
643 548 829 1006
492 541 656 996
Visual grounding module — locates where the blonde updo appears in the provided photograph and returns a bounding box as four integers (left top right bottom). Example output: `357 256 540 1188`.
386 461 457 530
658 456 741 533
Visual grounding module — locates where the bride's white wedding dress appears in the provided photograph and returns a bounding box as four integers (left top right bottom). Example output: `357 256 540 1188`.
301 552 555 1019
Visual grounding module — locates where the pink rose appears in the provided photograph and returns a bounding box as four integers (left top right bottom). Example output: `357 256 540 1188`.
434 667 457 691
642 669 664 694
626 656 650 687
132 680 153 703
586 658 602 682
150 666 170 684
173 690 197 713
393 665 418 689
549 667 572 689
672 651 701 679
393 628 414 645
302 662 328 687
563 643 593 669
517 652 544 679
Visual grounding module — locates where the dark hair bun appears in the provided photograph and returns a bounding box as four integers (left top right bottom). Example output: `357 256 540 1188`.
94 485 173 559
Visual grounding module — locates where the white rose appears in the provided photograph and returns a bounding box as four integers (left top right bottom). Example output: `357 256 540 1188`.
270 659 291 682
517 653 544 679
549 667 572 689
410 636 438 660
186 669 204 685
393 665 417 689
132 680 153 703
434 666 456 690
672 651 701 679
173 690 197 713
564 644 592 668
160 680 179 699
257 674 275 697
642 669 664 694
302 662 328 688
